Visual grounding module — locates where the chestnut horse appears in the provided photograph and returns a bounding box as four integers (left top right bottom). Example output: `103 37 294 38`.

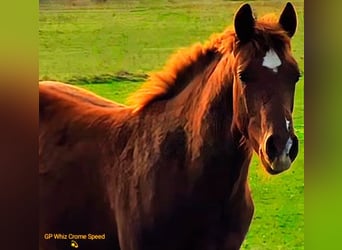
39 3 300 250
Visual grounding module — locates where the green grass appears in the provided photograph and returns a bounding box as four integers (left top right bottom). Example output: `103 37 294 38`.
39 0 304 249
80 81 141 104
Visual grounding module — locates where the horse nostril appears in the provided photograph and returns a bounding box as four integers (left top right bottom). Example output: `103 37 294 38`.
289 136 299 161
265 135 277 161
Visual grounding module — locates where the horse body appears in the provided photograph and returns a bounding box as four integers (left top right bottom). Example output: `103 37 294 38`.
109 74 254 250
40 3 300 250
39 78 253 250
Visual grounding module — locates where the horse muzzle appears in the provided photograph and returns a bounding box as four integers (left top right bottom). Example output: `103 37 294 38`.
260 134 299 175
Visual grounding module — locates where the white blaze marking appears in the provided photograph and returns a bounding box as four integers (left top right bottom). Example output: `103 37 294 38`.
262 49 281 73
285 119 291 131
284 137 293 155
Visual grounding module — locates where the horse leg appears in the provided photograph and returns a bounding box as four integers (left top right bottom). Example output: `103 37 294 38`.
221 186 254 250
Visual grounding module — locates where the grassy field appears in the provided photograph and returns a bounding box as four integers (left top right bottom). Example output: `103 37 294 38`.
39 0 304 249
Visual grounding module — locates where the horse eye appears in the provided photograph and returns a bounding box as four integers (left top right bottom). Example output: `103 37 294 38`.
239 71 249 83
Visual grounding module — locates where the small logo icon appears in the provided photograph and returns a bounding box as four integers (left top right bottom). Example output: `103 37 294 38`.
71 240 79 248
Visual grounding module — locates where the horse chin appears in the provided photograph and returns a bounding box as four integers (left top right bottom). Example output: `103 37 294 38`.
259 150 292 175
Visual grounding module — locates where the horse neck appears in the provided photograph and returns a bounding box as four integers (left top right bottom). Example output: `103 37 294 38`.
180 53 253 190
185 53 237 149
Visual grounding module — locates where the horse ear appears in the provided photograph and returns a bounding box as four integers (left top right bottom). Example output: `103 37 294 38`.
234 4 255 43
279 2 297 38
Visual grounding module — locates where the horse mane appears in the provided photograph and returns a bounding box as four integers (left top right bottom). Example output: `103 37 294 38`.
127 13 292 112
